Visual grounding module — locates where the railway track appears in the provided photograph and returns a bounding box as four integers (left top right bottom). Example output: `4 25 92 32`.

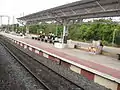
0 40 51 90
0 36 84 90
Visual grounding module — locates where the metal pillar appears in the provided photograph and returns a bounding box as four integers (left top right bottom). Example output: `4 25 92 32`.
7 16 10 31
26 26 29 34
25 22 29 34
76 19 83 24
112 29 117 46
73 20 75 24
0 16 2 26
62 20 68 45
12 16 15 31
55 23 58 36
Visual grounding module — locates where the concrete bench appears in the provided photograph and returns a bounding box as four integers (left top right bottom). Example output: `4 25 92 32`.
74 43 81 49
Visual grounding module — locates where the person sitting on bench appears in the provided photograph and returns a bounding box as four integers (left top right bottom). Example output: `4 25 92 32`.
88 40 103 54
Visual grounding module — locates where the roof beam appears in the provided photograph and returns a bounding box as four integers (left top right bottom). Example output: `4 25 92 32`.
96 1 106 11
71 9 76 14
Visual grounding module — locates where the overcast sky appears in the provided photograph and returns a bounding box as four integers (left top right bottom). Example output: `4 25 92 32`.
1 0 120 25
0 0 78 24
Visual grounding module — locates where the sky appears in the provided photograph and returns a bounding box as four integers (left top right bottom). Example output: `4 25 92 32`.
0 0 78 24
0 0 120 25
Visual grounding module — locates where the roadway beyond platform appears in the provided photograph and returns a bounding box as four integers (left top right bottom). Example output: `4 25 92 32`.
1 32 120 90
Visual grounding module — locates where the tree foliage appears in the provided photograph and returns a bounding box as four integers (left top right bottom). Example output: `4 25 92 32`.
68 19 120 46
17 19 120 46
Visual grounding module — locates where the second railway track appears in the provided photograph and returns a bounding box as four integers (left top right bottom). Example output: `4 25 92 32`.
0 36 84 90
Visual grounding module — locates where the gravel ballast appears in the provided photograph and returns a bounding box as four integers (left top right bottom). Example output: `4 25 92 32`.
0 43 46 90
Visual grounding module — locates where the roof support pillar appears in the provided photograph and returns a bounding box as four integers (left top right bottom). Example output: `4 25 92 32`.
7 16 10 31
26 25 29 34
0 16 2 26
73 20 76 24
62 19 68 45
77 19 83 23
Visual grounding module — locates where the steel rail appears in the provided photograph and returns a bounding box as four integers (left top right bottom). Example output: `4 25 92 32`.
0 40 51 90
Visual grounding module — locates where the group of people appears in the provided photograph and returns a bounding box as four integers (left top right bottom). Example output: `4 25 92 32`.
32 32 61 44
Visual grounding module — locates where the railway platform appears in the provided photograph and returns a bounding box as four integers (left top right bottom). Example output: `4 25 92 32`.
1 32 120 90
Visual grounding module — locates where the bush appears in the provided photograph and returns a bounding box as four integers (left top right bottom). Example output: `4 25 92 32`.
102 40 109 46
